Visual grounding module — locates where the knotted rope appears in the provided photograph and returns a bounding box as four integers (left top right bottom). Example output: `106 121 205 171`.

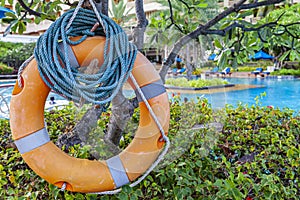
33 7 137 105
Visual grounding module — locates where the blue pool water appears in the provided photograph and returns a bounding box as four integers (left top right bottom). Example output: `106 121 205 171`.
1 77 300 117
173 77 300 112
0 80 68 119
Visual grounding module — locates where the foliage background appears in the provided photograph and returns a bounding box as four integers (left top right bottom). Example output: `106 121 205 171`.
0 41 35 70
1 98 299 199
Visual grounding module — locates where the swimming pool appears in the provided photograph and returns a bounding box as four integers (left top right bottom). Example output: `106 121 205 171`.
174 77 300 112
0 80 69 119
1 77 300 119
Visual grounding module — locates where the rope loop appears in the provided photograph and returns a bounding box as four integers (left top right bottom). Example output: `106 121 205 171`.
33 7 137 105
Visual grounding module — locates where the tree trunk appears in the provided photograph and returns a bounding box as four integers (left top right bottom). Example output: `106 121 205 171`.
104 0 148 146
56 0 110 151
133 0 148 50
193 40 198 68
185 44 193 80
101 0 108 16
56 106 103 150
105 91 136 145
164 45 168 61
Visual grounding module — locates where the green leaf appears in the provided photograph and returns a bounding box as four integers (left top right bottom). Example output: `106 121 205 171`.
118 192 129 200
190 145 195 154
17 21 26 34
290 50 300 61
197 3 208 8
214 39 223 49
213 179 224 188
4 12 16 19
279 50 290 61
217 52 227 68
238 10 253 18
232 188 244 199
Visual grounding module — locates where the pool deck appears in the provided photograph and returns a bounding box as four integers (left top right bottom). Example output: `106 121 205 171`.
167 84 264 94
0 74 17 79
165 72 266 94
0 72 295 95
202 71 297 79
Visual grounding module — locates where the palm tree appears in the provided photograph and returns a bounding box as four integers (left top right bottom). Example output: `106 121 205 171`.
109 0 134 26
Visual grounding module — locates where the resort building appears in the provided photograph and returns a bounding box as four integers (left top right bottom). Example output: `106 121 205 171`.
1 0 299 35
0 0 166 36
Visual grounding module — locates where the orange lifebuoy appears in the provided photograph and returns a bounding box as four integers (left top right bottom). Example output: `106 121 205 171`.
9 36 170 193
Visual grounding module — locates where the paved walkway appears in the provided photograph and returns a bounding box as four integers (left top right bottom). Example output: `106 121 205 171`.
203 72 269 79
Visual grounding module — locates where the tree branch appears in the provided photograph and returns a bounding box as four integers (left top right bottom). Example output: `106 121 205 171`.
177 0 194 13
239 0 284 10
135 0 148 29
166 0 184 33
17 0 41 17
17 0 57 21
63 0 78 7
202 20 277 36
161 0 247 71
201 11 299 42
159 0 286 82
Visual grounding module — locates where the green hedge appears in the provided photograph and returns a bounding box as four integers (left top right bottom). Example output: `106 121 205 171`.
0 63 14 74
237 66 265 72
166 78 229 88
0 42 35 69
271 69 300 76
0 98 299 199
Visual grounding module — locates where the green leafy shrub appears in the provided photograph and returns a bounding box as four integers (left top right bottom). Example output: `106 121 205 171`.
0 98 299 199
0 63 14 74
271 69 300 76
0 42 35 69
238 60 274 72
0 41 23 55
237 66 263 72
166 77 229 88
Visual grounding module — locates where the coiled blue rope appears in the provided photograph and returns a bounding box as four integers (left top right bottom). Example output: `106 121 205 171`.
34 8 137 106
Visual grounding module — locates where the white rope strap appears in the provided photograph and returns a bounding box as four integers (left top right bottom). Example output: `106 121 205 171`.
60 182 67 192
66 0 105 33
90 73 170 195
17 55 34 88
0 87 11 115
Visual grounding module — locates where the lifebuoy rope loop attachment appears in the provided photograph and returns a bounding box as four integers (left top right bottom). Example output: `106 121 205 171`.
17 55 34 88
60 182 67 192
11 0 170 194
